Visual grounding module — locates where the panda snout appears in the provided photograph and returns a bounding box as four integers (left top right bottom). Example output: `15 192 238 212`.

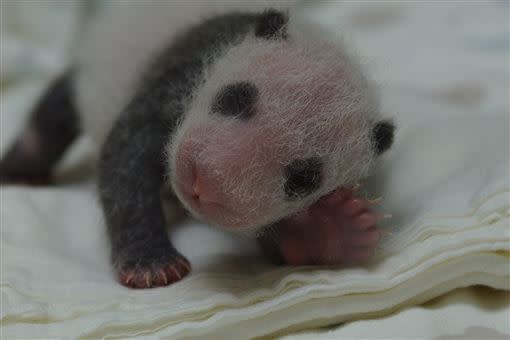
184 161 225 207
174 140 228 211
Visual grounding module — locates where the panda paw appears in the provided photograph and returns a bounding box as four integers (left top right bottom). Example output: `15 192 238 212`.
0 142 52 186
115 246 191 289
276 187 389 266
0 168 52 186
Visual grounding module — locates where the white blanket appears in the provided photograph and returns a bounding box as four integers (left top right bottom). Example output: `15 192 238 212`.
1 1 509 338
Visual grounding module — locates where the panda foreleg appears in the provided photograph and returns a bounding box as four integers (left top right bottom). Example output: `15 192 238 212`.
98 100 190 289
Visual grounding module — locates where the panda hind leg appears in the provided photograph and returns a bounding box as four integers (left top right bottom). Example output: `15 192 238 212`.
0 73 81 185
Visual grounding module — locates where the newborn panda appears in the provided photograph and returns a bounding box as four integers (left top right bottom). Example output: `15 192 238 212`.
0 2 394 288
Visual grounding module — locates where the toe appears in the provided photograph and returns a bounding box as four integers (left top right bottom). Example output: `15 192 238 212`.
117 255 191 289
319 188 352 207
350 228 381 247
162 264 181 282
175 256 192 274
118 270 136 287
152 268 170 286
354 212 378 230
132 270 152 288
339 198 370 217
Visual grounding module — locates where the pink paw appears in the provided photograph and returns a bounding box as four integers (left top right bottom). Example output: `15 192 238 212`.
278 187 388 266
117 255 191 289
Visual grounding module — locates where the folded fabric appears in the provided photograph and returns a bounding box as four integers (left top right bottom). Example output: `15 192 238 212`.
1 184 508 338
282 286 510 339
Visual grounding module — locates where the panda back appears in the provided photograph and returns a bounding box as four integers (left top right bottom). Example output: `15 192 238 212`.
74 0 294 147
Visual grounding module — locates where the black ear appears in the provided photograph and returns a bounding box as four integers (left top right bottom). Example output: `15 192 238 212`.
255 9 288 40
372 120 395 154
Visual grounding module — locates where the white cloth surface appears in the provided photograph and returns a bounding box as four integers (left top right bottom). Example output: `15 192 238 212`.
283 286 510 340
1 1 509 339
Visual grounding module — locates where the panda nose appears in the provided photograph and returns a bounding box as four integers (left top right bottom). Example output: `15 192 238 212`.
189 162 223 206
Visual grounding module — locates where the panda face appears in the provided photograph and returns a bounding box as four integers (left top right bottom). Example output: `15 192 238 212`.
167 23 393 232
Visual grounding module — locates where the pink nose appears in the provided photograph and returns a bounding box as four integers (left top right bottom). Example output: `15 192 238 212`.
188 163 223 206
191 167 209 202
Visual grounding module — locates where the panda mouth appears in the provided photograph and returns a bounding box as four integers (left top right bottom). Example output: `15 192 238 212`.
175 164 241 227
180 183 227 215
182 162 224 204
180 189 244 229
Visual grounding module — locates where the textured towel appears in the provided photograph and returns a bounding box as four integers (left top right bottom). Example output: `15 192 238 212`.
1 1 509 338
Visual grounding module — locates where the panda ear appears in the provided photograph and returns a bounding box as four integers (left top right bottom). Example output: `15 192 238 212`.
255 9 288 40
372 120 395 154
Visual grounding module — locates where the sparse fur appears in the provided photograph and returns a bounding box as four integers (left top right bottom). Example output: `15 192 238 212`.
169 32 381 230
0 1 394 288
98 10 269 270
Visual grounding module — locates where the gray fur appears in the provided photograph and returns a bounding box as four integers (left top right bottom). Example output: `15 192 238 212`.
0 7 394 285
0 73 80 183
97 12 265 271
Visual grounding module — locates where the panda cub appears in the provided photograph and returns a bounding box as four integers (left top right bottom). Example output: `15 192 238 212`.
0 2 394 288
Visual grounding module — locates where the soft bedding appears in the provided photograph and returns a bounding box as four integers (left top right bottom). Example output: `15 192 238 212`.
1 1 509 338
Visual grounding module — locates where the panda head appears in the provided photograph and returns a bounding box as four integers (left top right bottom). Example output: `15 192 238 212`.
168 9 394 232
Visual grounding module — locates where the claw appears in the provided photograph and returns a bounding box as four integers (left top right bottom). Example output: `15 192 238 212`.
124 272 135 285
379 228 393 237
158 269 168 285
169 265 181 279
144 272 151 287
368 197 382 205
374 212 393 222
177 258 191 272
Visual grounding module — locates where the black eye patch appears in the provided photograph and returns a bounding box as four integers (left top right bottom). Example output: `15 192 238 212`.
255 9 288 40
211 82 258 120
372 120 395 154
284 157 323 200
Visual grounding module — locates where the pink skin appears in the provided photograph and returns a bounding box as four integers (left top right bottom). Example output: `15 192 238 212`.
117 257 191 289
0 129 52 185
171 42 372 231
117 185 386 288
173 123 282 229
270 187 387 266
173 130 384 266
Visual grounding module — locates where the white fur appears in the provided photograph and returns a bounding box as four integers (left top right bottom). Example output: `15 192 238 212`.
75 0 296 146
168 32 379 230
74 1 383 231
